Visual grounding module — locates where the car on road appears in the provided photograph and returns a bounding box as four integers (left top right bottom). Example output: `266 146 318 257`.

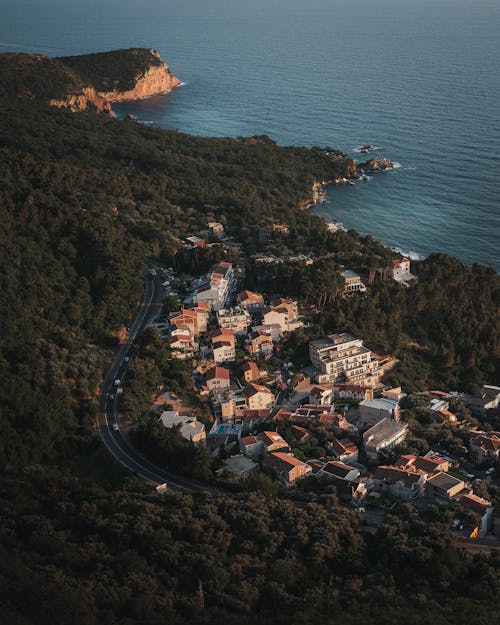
124 356 130 362
114 379 121 386
112 424 119 432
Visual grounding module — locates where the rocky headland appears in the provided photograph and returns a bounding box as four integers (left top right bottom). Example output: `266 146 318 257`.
0 48 180 114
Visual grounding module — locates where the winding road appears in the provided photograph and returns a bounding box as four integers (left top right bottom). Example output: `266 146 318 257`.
96 266 214 493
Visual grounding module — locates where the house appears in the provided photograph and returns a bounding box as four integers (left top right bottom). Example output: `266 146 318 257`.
290 425 311 446
213 341 236 363
309 332 381 386
186 235 206 248
317 412 349 429
307 459 326 475
342 269 367 294
241 361 260 383
262 305 302 335
317 460 360 482
263 452 312 486
434 407 458 424
331 479 368 505
258 431 290 454
291 404 348 429
363 418 408 457
469 432 500 465
236 289 265 312
211 328 236 363
170 306 209 335
468 385 500 415
159 411 206 444
216 307 251 335
359 398 400 425
240 435 264 458
272 408 293 422
334 383 374 401
329 438 359 463
240 408 273 429
270 297 299 321
205 366 231 391
247 330 274 357
169 330 199 359
218 455 259 481
391 257 416 286
426 472 467 501
211 388 247 418
309 385 333 406
242 383 275 410
207 221 225 240
259 223 290 241
457 493 494 537
395 453 450 474
194 261 234 310
371 465 426 500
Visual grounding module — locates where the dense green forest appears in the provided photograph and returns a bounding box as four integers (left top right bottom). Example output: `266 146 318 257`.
1 470 498 625
0 99 499 624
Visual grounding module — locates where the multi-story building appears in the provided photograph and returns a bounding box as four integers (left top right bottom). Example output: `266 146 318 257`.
169 305 209 335
241 361 260 383
391 257 416 286
205 366 231 391
216 306 251 335
246 329 274 357
194 261 234 310
363 418 408 457
242 383 275 411
309 332 381 385
469 432 500 465
342 270 367 294
213 341 236 363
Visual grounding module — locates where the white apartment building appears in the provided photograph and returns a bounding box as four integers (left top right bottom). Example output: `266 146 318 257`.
216 307 251 335
309 332 381 386
194 261 234 310
342 270 367 294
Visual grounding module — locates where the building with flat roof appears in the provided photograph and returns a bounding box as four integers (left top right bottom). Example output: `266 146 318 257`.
342 269 367 294
359 398 400 425
363 418 408 457
426 472 467 501
309 332 381 386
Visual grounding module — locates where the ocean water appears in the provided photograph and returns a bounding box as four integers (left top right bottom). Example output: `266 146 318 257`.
2 0 500 269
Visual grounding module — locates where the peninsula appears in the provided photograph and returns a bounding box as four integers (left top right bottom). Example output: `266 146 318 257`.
0 48 180 113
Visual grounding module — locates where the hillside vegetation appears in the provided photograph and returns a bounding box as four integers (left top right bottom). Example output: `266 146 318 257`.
0 98 498 625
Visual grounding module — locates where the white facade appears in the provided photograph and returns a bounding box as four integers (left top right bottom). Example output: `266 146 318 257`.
309 332 381 385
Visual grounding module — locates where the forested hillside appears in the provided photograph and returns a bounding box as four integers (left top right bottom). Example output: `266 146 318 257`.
0 99 499 625
0 100 353 468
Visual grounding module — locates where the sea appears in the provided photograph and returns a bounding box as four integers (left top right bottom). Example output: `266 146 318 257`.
2 0 500 270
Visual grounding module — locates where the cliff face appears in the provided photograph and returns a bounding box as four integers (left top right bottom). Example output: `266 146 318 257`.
0 48 180 114
49 87 111 113
97 60 181 102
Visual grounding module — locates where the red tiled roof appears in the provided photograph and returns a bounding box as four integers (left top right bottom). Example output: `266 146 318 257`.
264 452 309 471
321 461 355 479
243 383 272 398
458 493 492 515
206 366 230 381
373 465 424 488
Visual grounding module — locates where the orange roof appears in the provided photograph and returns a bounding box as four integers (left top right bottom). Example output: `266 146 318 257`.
458 493 492 515
264 452 309 470
243 383 272 398
206 366 230 380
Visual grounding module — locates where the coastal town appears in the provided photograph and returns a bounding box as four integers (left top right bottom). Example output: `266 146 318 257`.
116 222 500 545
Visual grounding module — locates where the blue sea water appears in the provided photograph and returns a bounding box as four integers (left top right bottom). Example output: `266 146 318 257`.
2 0 500 269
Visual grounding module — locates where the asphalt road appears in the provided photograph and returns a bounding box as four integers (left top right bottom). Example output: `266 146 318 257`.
96 267 215 493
